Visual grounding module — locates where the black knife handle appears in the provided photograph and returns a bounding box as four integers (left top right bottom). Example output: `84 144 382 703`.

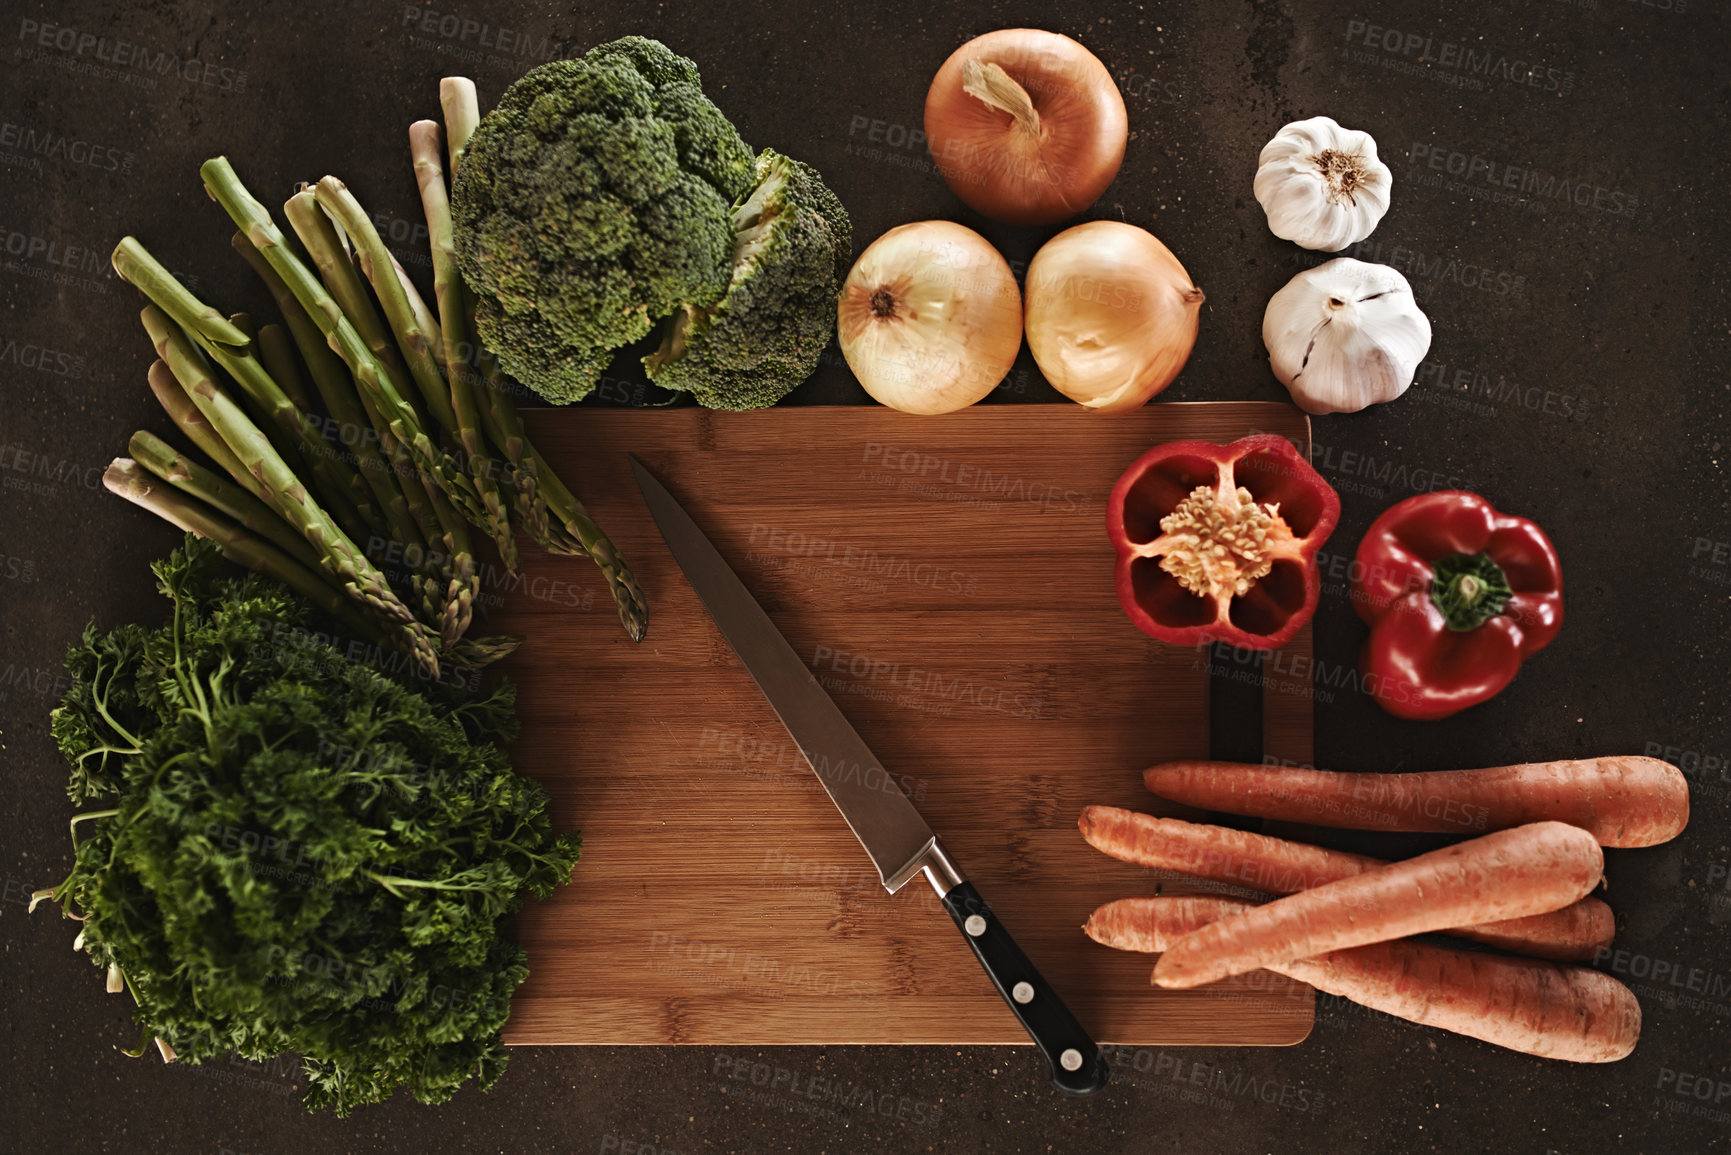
940 881 1109 1096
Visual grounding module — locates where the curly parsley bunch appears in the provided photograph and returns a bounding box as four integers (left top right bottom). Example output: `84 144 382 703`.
40 536 580 1115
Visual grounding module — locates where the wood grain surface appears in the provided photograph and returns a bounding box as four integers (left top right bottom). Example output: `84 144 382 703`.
495 403 1317 1047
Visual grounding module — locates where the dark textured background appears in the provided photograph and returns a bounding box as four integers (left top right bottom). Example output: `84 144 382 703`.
3 0 1727 1151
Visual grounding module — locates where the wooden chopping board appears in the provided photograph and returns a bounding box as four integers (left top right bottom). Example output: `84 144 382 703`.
496 403 1316 1047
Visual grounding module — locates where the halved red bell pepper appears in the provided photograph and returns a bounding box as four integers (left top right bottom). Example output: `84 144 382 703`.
1107 434 1340 650
1352 491 1563 720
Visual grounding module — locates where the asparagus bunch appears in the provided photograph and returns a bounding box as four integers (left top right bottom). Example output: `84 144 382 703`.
104 75 648 668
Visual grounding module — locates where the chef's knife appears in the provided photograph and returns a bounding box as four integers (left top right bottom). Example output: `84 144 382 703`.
629 456 1108 1097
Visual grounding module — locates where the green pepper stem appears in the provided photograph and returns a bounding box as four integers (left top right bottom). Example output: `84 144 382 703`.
1430 552 1513 631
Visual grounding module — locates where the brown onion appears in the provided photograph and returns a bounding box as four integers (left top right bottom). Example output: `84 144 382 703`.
924 29 1128 226
837 221 1023 415
1024 221 1204 411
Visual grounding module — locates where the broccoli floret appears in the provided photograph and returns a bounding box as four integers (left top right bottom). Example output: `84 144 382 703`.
643 150 853 409
451 37 754 404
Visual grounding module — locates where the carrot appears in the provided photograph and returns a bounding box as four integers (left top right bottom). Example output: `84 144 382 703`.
1142 756 1688 848
1080 900 1260 955
1085 895 1256 952
1080 804 1383 890
1084 897 1640 1062
1152 821 1604 990
1078 806 1615 961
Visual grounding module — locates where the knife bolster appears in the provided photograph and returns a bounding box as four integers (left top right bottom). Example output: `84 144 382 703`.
883 837 965 896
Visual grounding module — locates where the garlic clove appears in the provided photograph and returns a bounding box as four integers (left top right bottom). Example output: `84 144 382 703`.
1254 116 1392 252
1262 258 1431 415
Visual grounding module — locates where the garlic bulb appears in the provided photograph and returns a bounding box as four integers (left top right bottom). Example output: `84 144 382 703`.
1254 117 1392 251
1262 258 1431 415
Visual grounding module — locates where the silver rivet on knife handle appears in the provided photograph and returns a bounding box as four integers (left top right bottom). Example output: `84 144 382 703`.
964 915 988 937
1012 982 1035 1004
1060 1049 1083 1072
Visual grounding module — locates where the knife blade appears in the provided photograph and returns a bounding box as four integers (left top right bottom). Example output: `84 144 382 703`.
630 455 1108 1096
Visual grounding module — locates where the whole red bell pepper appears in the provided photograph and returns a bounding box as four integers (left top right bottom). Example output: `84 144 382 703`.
1107 434 1340 650
1352 491 1563 720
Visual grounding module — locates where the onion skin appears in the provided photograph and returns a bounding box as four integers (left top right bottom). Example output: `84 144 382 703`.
924 29 1128 226
1024 221 1205 411
837 221 1023 415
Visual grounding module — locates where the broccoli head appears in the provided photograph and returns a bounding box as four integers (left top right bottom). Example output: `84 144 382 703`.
451 37 754 404
643 149 853 409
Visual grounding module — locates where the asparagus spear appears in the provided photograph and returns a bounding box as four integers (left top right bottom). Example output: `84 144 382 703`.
312 175 459 434
142 301 435 668
198 250 454 637
200 158 481 542
128 429 324 573
229 232 429 562
421 477 477 646
242 172 472 636
281 190 430 433
146 358 260 500
108 246 248 349
313 172 509 622
438 78 480 171
105 459 392 649
367 249 483 639
446 634 523 667
255 323 316 414
406 119 518 573
117 241 382 545
438 78 648 641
